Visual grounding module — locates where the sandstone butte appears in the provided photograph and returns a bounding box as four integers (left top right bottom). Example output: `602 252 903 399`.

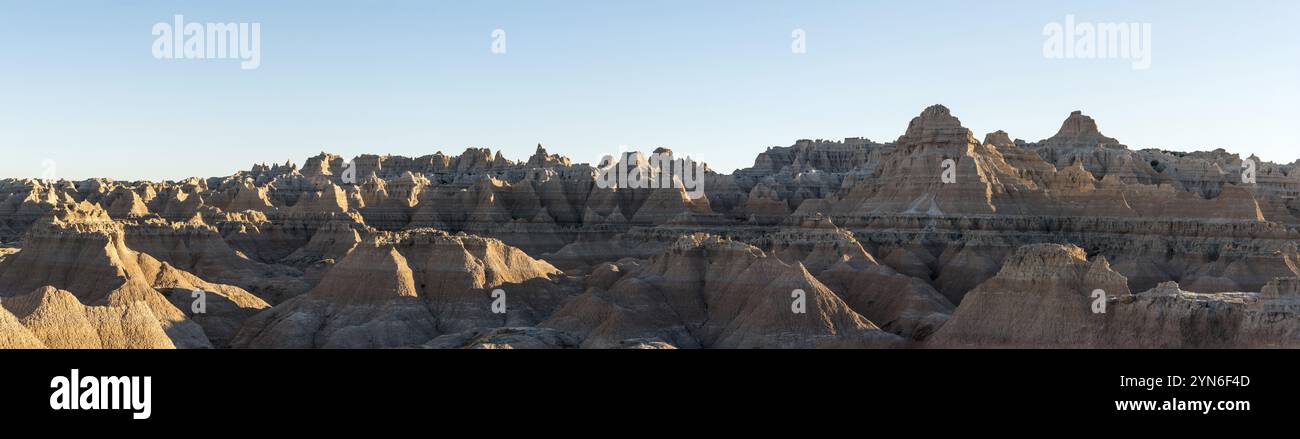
3 105 1300 348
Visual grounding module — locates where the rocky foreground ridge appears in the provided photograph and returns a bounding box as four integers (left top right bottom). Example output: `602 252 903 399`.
3 105 1300 348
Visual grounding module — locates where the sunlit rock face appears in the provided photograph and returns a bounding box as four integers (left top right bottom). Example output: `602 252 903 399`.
2 105 1299 348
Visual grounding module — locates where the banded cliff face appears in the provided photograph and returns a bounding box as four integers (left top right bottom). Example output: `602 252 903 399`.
229 229 575 348
0 202 268 348
1 104 1298 348
541 233 899 349
929 244 1300 348
759 215 954 340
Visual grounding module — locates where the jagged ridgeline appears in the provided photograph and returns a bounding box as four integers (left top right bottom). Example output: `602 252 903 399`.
2 105 1300 348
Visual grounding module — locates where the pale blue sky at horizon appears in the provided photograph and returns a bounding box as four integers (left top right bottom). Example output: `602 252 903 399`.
2 0 1297 181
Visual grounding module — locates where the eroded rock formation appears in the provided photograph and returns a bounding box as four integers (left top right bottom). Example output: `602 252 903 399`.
2 105 1298 348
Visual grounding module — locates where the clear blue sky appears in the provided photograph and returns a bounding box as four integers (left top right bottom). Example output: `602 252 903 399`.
2 0 1297 180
